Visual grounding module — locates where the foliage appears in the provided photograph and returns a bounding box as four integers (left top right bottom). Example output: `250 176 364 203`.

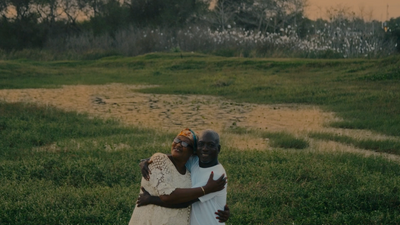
128 0 207 28
0 15 47 50
0 0 398 58
386 17 400 52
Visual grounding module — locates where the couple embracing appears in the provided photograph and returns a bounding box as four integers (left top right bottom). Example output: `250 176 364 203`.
129 128 230 225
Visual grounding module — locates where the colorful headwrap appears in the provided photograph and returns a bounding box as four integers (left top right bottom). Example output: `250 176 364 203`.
177 128 198 153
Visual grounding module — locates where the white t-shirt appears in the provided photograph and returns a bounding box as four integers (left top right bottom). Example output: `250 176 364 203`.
186 156 227 225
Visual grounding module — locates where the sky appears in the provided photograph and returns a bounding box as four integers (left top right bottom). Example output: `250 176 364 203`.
5 0 400 22
305 0 400 21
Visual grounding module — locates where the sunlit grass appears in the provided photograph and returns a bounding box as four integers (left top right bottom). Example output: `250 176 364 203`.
309 132 400 155
225 125 309 150
1 102 400 224
1 53 400 223
1 53 399 137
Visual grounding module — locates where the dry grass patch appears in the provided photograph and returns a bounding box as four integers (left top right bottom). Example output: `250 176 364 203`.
1 83 399 153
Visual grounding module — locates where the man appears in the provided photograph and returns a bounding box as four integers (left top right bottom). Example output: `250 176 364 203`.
138 129 229 224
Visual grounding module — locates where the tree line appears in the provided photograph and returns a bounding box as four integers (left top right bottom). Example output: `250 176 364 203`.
0 0 399 55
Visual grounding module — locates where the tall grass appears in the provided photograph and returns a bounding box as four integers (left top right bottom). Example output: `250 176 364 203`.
52 25 396 58
2 23 394 61
1 102 400 224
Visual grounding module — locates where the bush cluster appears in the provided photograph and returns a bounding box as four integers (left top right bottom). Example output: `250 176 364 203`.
1 0 399 58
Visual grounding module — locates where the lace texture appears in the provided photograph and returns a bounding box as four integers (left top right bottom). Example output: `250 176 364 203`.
129 153 192 225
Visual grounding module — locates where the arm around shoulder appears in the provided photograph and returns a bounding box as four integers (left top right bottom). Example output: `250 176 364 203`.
160 171 226 204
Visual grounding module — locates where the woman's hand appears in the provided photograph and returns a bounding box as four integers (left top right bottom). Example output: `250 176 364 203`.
136 187 152 207
203 172 227 194
139 159 152 181
215 204 230 223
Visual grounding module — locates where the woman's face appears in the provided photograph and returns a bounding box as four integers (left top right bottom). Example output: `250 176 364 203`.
171 135 193 161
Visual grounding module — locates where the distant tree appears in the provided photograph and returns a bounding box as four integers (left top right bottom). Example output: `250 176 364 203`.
0 0 48 50
206 0 240 30
274 0 307 30
234 0 276 32
386 17 400 52
0 1 7 16
127 0 205 27
214 0 308 33
6 0 37 20
59 0 87 24
88 0 129 36
34 0 62 23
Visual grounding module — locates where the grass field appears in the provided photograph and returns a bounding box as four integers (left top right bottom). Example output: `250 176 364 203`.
1 53 400 224
1 53 399 136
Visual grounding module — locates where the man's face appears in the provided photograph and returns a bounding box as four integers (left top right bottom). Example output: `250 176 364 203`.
197 132 220 165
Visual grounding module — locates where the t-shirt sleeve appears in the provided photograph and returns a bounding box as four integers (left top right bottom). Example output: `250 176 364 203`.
148 153 176 196
198 164 227 203
198 190 225 202
185 155 198 173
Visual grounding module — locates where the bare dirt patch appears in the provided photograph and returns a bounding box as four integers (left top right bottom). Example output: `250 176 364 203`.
0 83 398 156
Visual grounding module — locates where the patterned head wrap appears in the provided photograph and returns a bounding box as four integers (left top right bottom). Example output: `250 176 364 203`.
177 128 198 153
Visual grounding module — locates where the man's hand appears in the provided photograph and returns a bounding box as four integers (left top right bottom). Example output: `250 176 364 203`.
215 204 230 223
203 172 227 194
139 159 152 181
136 187 152 207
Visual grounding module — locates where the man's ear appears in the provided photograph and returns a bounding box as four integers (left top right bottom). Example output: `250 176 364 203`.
218 145 221 153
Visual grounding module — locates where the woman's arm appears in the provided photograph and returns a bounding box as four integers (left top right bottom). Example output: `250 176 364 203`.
137 188 231 222
159 172 226 204
137 187 198 208
141 154 226 204
139 158 152 181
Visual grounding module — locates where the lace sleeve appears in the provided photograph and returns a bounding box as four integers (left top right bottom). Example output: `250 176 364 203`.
148 153 177 196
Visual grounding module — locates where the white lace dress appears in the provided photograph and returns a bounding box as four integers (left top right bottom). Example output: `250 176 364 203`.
129 153 192 225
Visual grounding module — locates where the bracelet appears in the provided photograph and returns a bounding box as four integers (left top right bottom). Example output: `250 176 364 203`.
200 186 206 196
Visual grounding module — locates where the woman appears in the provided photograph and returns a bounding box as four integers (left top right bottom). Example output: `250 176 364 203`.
129 128 226 225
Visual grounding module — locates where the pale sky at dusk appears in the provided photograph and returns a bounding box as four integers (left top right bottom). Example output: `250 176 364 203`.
305 0 400 21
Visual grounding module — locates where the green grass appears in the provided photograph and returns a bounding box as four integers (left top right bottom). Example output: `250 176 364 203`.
226 125 309 150
225 149 400 224
309 132 400 155
1 53 399 137
0 102 173 224
1 53 400 224
0 102 137 155
262 132 309 149
1 102 400 224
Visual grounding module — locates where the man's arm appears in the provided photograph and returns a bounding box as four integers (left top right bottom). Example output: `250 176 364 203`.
215 205 230 223
137 187 198 209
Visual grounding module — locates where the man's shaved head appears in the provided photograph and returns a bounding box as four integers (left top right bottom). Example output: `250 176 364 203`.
200 129 220 145
197 129 221 168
